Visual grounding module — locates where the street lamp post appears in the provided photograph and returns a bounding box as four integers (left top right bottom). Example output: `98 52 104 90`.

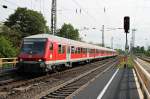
111 37 114 49
131 29 136 55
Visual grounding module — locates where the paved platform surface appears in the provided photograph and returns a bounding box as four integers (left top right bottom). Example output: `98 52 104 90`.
73 68 141 99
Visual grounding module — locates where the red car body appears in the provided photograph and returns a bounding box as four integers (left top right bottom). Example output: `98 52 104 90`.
16 34 117 73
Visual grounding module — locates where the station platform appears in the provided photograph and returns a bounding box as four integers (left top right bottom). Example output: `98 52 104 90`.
73 67 143 99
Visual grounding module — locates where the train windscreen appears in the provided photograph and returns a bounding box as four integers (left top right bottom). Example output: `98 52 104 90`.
21 38 46 55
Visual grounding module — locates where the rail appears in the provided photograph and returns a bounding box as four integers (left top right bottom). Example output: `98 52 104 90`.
134 57 150 99
140 57 150 63
0 58 17 71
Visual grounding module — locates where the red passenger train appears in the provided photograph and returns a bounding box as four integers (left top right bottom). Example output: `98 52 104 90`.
16 34 117 73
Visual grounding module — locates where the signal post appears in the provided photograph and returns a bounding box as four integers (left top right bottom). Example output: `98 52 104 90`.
124 16 130 68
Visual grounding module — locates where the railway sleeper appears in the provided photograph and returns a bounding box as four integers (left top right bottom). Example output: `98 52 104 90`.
61 86 80 89
41 94 65 99
56 88 77 92
46 93 67 98
66 82 86 87
65 83 84 86
50 92 71 96
50 92 68 97
64 85 83 89
54 91 73 94
57 88 78 92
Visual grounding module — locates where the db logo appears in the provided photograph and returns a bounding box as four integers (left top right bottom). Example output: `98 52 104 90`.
50 54 53 58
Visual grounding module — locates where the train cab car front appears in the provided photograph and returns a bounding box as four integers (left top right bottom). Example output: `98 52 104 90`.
16 38 47 74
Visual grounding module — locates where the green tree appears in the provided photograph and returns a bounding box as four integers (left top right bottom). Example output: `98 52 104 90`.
115 49 125 55
0 24 21 47
57 23 81 41
5 7 50 37
0 36 17 58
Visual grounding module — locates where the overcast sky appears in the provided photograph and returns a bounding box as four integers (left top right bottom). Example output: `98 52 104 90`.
0 0 150 50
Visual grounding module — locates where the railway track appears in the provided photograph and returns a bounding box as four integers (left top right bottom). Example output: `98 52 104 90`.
0 57 118 99
39 59 118 99
137 56 150 63
0 68 17 80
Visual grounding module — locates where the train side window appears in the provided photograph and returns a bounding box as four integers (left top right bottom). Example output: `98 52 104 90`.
58 44 61 54
77 47 80 54
75 47 78 54
87 48 89 53
86 48 88 53
81 48 83 53
82 48 85 53
83 48 85 53
71 46 75 54
88 49 91 53
49 43 53 50
91 49 93 53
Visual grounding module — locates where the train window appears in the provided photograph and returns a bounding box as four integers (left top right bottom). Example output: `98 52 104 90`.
101 50 104 54
58 44 61 54
89 49 92 53
49 43 53 50
96 50 98 53
84 48 87 54
86 48 88 53
75 47 78 54
80 48 83 53
90 49 93 53
83 48 85 53
82 48 85 53
89 49 91 53
78 48 81 54
71 46 75 53
92 49 95 53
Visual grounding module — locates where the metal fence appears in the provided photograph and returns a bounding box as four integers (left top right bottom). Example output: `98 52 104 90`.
134 58 150 99
0 58 17 71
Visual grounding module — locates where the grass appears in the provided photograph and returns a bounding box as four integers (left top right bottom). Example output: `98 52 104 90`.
1 64 14 69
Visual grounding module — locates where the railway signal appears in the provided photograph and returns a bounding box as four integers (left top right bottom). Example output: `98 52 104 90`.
2 5 7 9
123 16 130 68
124 16 130 33
123 16 130 50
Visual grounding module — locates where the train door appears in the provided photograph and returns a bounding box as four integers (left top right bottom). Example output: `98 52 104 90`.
66 46 70 61
49 41 55 60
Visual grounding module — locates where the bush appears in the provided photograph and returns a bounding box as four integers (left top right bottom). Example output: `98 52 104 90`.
0 36 17 58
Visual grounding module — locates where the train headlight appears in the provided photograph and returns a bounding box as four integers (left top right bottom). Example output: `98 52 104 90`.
19 58 23 62
38 59 42 62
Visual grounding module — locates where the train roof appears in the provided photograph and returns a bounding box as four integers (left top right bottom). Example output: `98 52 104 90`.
25 34 116 52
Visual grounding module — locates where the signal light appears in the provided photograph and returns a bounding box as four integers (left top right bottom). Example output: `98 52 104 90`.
124 16 130 33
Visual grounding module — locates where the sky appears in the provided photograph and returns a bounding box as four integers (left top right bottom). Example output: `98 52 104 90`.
0 0 150 50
